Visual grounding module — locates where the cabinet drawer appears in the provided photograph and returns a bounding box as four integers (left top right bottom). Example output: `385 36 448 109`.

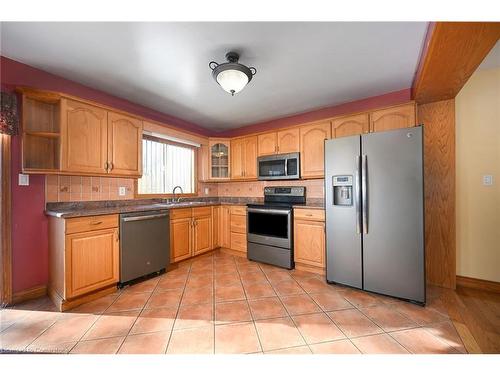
230 205 247 216
192 206 212 218
66 214 118 234
230 214 247 234
294 208 325 221
231 232 247 252
170 208 192 220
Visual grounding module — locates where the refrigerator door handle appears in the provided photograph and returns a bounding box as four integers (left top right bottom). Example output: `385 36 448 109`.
362 154 368 234
355 156 362 234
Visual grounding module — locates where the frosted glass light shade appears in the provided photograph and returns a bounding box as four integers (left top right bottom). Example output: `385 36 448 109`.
216 69 249 95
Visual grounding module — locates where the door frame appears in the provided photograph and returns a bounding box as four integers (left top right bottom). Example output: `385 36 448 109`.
1 134 12 306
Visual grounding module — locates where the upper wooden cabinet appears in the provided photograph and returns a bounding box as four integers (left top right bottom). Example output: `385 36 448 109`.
299 121 331 178
61 99 108 174
258 133 278 156
107 111 142 176
231 136 257 179
369 103 416 132
209 139 230 180
277 128 300 153
20 89 143 177
331 113 369 138
197 144 210 182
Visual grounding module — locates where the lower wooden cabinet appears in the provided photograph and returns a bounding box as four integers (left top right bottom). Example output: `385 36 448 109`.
48 214 119 311
293 208 326 273
220 205 231 248
170 206 213 262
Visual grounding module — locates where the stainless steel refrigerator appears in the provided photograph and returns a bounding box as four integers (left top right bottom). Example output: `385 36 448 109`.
325 126 425 304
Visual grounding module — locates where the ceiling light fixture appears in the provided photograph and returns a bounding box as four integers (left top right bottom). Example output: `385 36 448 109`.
209 52 256 96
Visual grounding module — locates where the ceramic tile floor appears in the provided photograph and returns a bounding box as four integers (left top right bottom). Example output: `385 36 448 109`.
0 250 467 354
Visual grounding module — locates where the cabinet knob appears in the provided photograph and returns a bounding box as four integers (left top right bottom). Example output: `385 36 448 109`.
104 162 109 171
109 162 114 171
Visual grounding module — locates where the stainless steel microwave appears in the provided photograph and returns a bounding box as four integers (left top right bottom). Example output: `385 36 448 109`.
257 152 300 180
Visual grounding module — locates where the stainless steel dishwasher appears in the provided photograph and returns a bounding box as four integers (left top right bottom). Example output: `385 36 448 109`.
119 210 170 285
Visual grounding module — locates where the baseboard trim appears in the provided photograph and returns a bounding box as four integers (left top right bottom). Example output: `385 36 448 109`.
11 284 47 305
456 275 500 294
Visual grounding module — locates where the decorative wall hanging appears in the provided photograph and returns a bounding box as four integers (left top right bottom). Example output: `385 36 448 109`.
0 92 19 135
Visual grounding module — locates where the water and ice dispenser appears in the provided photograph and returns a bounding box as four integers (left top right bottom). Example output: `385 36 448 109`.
332 175 353 206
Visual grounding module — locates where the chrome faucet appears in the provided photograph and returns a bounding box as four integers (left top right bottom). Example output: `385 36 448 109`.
172 185 184 203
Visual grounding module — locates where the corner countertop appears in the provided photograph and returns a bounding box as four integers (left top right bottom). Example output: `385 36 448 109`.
45 197 325 218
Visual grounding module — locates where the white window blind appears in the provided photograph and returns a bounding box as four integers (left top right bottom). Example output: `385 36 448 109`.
138 136 195 194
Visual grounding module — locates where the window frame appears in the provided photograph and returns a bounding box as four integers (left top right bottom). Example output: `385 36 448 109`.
134 134 198 198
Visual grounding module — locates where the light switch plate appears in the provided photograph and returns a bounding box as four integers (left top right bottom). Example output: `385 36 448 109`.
483 175 493 186
204 187 209 195
18 174 29 186
118 186 126 196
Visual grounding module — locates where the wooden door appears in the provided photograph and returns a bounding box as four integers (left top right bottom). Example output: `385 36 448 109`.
243 136 258 179
170 218 192 262
299 121 331 178
370 103 416 132
61 99 108 174
294 219 325 268
212 206 220 249
107 111 142 176
198 144 210 182
257 132 277 156
277 128 300 153
65 228 119 299
220 206 231 248
230 138 244 179
193 215 212 256
331 113 369 138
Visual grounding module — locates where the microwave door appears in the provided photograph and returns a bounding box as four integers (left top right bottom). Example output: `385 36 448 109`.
259 159 286 180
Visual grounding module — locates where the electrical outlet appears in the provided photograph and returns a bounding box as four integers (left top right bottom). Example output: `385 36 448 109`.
483 175 493 186
204 187 209 195
118 186 126 196
18 174 29 186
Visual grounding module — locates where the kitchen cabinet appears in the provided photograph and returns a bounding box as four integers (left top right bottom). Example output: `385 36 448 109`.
209 139 230 180
230 205 247 254
331 113 369 138
277 128 300 153
170 206 213 262
212 206 220 248
220 205 231 248
107 111 142 176
369 103 416 132
258 132 278 156
19 89 142 177
48 214 119 311
299 121 331 178
231 136 257 179
294 208 325 273
61 99 108 174
197 144 210 182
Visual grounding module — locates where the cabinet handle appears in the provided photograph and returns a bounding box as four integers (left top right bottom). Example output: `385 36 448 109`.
90 221 103 225
104 162 109 171
109 162 114 171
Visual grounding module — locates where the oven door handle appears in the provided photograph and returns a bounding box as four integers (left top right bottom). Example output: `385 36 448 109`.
247 208 291 215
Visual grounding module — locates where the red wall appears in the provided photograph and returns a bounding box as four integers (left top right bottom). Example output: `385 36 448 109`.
1 55 413 293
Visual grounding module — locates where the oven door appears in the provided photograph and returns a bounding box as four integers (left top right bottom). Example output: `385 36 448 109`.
247 207 292 249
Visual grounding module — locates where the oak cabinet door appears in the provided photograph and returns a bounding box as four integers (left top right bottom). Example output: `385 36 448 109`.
171 218 192 262
230 232 247 253
294 219 325 268
277 128 300 153
331 113 369 138
299 121 331 178
257 132 277 156
193 215 212 256
230 138 244 179
370 103 416 132
212 206 220 249
198 144 210 182
243 136 258 179
107 111 143 176
220 206 231 248
65 228 119 299
61 99 108 174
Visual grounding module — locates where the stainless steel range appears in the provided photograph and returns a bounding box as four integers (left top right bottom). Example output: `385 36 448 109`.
247 186 306 269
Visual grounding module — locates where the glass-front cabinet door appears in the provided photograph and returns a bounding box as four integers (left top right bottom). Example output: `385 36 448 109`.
209 139 230 179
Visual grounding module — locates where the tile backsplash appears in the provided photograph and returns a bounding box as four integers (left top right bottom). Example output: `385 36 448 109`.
46 175 134 202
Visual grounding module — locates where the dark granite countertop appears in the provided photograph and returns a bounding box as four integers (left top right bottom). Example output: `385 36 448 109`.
45 197 324 218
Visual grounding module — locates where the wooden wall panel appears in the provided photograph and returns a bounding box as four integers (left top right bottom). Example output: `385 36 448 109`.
418 99 456 289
